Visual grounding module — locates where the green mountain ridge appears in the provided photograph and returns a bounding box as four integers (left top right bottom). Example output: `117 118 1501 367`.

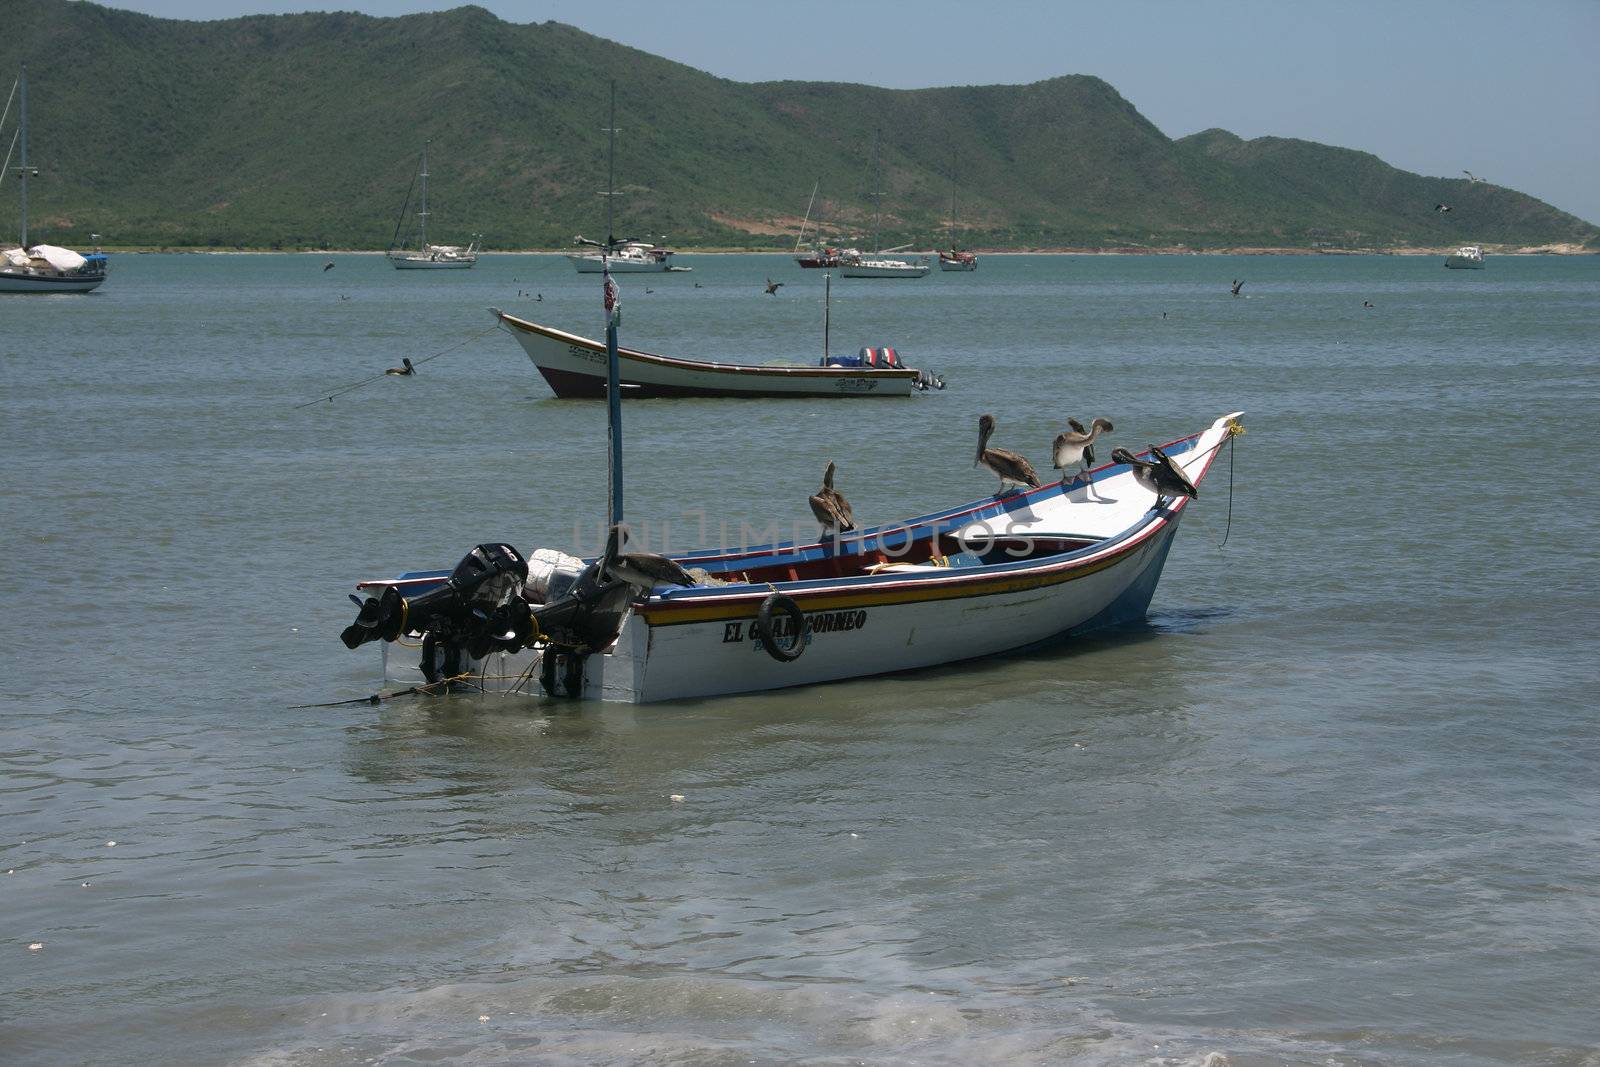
4 0 1595 251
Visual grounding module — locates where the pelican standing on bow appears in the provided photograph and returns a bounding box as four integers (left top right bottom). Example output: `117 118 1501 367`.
1112 446 1198 509
600 525 697 592
808 461 856 536
975 414 1042 494
1052 417 1113 483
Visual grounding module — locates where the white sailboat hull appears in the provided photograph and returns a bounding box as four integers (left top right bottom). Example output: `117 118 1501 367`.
0 269 105 292
389 255 476 269
840 259 930 278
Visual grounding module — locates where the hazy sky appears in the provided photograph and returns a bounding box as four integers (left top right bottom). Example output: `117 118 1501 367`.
103 0 1600 224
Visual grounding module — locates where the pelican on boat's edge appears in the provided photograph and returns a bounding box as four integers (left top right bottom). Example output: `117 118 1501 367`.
1111 445 1198 508
336 411 1247 703
1053 417 1113 483
808 461 856 536
601 524 697 593
975 413 1042 493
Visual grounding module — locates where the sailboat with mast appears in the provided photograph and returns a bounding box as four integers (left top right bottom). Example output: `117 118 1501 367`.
840 130 929 279
387 141 479 269
938 169 977 272
1 65 108 294
792 178 846 268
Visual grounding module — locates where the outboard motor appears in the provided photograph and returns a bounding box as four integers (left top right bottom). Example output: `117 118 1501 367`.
341 543 529 655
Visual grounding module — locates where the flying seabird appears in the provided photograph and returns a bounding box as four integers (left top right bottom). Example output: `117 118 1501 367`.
600 525 697 592
808 461 856 536
1052 417 1113 483
1435 203 1452 213
384 358 416 377
323 261 335 272
975 414 1042 494
1231 279 1244 296
1463 170 1485 184
1112 446 1198 509
764 277 783 295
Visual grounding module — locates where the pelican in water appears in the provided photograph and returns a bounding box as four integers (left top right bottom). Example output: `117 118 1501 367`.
1052 417 1113 483
384 358 416 377
808 461 856 536
1111 446 1198 508
975 414 1041 493
600 525 697 593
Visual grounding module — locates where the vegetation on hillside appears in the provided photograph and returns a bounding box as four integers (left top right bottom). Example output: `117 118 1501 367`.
3 0 1594 252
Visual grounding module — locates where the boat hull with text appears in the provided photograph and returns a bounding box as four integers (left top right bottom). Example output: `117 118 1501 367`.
495 311 924 398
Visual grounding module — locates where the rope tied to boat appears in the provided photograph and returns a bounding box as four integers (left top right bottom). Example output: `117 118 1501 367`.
292 325 500 409
289 672 476 708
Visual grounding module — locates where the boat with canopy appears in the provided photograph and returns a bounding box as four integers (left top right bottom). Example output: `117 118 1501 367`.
1 66 108 294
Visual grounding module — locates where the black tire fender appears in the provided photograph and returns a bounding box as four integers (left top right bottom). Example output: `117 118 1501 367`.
753 593 807 662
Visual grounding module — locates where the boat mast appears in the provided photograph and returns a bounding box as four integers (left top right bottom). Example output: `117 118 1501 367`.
869 128 882 254
602 81 623 528
823 272 831 361
18 65 28 248
417 141 429 250
795 178 819 254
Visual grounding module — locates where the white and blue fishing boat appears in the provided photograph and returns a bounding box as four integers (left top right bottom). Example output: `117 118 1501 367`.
339 413 1243 702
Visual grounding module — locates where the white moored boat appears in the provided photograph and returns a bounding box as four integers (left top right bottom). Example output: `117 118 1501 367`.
493 309 933 398
338 412 1244 702
838 130 929 279
1445 245 1485 269
566 236 688 273
386 142 479 270
1 66 108 294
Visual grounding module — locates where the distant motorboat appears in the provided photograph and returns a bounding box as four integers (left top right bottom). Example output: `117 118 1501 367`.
1445 245 1485 269
1 65 108 294
566 236 688 273
386 142 479 270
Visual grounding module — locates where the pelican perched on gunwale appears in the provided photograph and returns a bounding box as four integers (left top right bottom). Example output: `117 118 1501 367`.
1053 417 1113 483
600 525 697 592
1112 446 1198 508
808 461 856 536
975 414 1041 493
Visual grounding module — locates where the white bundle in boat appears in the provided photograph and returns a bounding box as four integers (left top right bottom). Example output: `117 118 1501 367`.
524 548 586 604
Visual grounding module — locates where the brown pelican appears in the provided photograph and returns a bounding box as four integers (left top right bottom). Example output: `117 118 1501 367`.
601 525 697 592
975 414 1041 493
1231 279 1244 296
1052 417 1113 483
764 277 783 295
1111 446 1198 508
808 461 856 536
384 358 415 376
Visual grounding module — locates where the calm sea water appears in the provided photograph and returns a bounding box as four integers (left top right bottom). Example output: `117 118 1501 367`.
3 252 1598 1066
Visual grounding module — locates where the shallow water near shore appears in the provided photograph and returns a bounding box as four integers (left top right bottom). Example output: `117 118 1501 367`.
3 252 1598 1065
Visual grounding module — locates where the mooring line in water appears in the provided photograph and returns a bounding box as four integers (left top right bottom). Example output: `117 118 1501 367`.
293 325 501 409
290 673 477 709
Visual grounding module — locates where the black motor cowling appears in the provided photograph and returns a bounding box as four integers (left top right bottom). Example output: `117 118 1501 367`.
340 543 529 654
